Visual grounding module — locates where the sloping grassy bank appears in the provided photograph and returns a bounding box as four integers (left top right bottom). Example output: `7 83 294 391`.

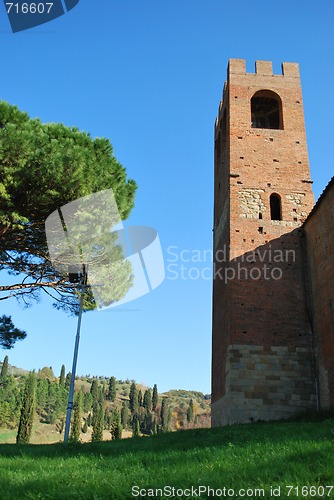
0 417 333 499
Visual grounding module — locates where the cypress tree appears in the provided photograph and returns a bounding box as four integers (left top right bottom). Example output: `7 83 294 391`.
16 372 36 444
90 379 99 405
110 408 122 439
129 382 138 413
65 372 71 389
69 390 83 442
102 380 107 400
91 404 104 442
104 407 111 430
160 398 170 432
58 383 68 418
160 398 166 429
107 376 117 401
45 380 59 424
0 374 19 428
121 402 129 429
152 384 158 411
138 389 143 407
59 365 65 386
143 389 152 412
114 421 122 439
132 416 140 437
187 399 194 423
99 385 106 405
36 378 48 413
142 411 154 435
1 355 9 379
83 391 93 413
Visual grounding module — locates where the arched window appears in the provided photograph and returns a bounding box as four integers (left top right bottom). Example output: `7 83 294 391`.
251 90 283 130
270 193 282 220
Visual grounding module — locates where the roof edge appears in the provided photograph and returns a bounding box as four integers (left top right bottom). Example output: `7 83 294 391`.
304 176 334 224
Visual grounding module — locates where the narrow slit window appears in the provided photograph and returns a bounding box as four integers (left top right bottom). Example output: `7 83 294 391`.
270 193 282 220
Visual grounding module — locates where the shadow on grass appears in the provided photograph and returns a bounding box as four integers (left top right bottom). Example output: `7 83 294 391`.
0 418 333 499
0 414 333 460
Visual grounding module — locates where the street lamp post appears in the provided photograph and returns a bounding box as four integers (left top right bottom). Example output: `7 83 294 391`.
63 265 87 444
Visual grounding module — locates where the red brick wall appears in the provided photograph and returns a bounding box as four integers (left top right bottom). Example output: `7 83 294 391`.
304 179 334 408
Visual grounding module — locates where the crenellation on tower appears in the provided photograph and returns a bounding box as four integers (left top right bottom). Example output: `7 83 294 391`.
282 62 300 78
228 58 246 75
227 59 301 78
255 60 273 76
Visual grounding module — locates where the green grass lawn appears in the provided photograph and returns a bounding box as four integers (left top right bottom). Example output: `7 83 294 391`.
0 417 333 499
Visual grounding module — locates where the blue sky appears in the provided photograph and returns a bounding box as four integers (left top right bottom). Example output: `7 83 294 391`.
0 1 333 394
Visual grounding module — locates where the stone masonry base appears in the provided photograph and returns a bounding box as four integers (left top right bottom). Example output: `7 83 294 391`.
212 344 317 426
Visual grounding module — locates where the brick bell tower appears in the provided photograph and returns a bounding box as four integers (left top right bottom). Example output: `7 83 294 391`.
212 59 317 426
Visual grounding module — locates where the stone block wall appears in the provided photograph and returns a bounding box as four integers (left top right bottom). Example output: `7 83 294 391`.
212 344 316 426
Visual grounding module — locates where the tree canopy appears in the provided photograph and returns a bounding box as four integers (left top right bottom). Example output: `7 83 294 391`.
0 315 26 349
0 101 137 314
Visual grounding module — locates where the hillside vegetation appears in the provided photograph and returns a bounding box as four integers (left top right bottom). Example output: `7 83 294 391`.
0 357 211 444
